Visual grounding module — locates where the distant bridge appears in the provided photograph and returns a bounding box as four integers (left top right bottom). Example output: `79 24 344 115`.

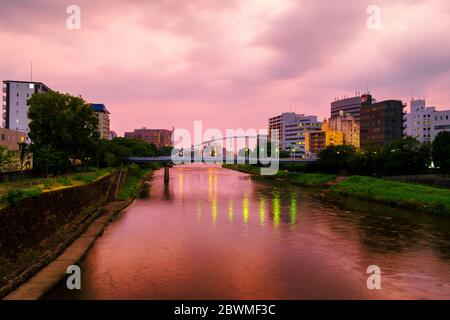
125 156 317 183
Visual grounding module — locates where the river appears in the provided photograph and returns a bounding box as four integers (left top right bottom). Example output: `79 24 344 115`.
45 165 450 299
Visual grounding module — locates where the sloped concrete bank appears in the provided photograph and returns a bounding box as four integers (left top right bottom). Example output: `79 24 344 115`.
3 199 134 300
0 170 124 298
1 167 154 300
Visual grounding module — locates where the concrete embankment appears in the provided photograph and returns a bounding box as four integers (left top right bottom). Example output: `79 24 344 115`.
0 167 153 300
3 199 133 300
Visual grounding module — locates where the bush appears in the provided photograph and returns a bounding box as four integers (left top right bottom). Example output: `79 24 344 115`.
57 176 72 186
3 187 42 205
73 174 96 183
42 180 53 190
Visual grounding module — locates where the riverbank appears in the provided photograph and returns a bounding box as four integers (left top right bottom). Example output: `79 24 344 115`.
223 164 450 215
0 164 157 299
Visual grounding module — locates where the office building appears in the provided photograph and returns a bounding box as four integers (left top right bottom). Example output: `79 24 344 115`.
269 112 322 158
331 94 373 122
360 99 404 148
404 99 450 143
125 127 173 148
91 103 110 139
305 120 344 155
2 80 51 141
329 111 360 148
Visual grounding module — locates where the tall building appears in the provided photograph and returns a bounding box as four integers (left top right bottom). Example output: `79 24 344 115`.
91 104 110 139
125 127 173 148
331 94 373 122
329 111 360 148
2 80 51 141
404 99 450 143
269 112 322 157
305 120 344 155
360 99 405 148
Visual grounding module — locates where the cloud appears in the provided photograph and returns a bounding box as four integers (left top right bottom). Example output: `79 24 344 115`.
0 0 450 134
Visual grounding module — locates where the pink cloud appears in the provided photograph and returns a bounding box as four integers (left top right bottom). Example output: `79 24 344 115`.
1 0 449 136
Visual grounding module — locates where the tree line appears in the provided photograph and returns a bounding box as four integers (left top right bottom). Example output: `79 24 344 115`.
21 91 172 174
291 133 450 176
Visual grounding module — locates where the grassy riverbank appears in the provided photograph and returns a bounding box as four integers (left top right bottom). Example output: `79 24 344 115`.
0 168 114 207
117 164 160 200
223 164 450 215
332 176 450 215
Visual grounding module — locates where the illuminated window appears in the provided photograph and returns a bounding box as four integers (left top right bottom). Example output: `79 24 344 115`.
29 83 35 89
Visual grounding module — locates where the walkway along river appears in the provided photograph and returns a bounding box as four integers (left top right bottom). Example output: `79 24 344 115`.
45 165 450 299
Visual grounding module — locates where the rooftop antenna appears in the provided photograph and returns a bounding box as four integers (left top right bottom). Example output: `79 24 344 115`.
30 61 33 81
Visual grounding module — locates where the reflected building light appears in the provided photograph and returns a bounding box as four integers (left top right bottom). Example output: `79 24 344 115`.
272 191 280 228
214 173 218 193
208 172 213 200
212 196 217 225
259 196 266 225
196 203 202 221
290 193 297 225
243 193 249 224
178 173 183 200
228 198 233 223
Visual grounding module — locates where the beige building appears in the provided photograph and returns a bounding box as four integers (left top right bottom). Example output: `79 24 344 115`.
305 120 344 155
91 104 110 139
0 127 26 150
329 111 360 148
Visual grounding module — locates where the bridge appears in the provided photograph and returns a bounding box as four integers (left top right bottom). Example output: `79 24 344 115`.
126 156 317 183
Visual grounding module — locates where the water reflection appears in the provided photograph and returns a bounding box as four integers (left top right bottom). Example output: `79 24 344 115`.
45 165 450 300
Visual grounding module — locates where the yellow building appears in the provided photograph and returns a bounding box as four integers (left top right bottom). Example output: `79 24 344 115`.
329 111 360 148
305 120 344 155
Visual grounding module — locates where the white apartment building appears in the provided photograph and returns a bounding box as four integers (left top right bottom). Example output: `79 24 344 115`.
2 80 51 142
404 99 450 143
269 112 322 158
91 103 110 139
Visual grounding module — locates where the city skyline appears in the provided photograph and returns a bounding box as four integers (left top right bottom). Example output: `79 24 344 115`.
1 0 450 136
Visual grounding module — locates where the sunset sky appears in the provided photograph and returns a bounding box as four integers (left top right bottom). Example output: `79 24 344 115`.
1 0 450 135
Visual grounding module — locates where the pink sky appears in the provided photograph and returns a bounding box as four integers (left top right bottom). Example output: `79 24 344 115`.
1 0 450 136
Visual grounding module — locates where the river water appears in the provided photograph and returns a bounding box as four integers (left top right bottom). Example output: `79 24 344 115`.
45 165 450 299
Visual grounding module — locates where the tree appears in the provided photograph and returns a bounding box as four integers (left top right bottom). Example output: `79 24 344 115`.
92 137 159 168
381 137 431 176
0 145 15 172
28 92 100 173
432 131 450 173
317 145 357 173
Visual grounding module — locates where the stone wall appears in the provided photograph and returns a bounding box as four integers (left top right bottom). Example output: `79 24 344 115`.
0 173 116 257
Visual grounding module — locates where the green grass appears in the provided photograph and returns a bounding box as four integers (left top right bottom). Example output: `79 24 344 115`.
3 187 42 205
333 175 450 215
222 164 261 175
288 173 337 187
117 167 152 201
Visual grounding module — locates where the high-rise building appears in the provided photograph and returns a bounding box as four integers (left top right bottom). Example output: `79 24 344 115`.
360 99 405 148
91 103 110 139
124 127 173 148
331 94 373 122
329 111 360 148
404 99 450 143
305 120 344 155
2 80 51 141
268 112 322 158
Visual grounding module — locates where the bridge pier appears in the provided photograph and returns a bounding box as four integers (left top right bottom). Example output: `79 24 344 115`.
164 165 170 184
